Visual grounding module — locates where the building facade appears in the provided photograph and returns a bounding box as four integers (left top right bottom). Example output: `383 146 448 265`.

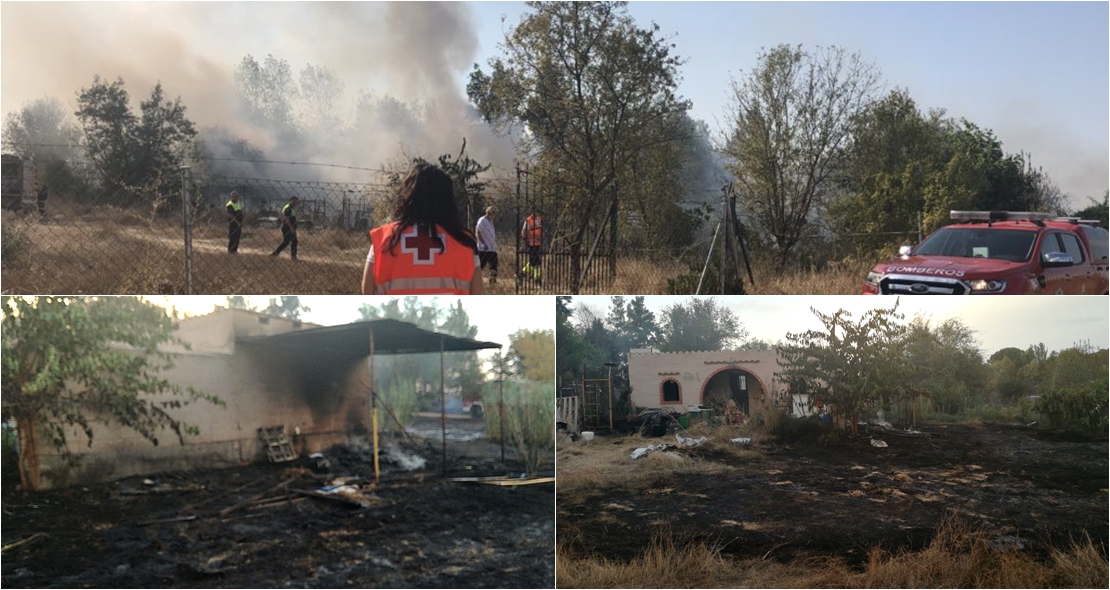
627 349 787 415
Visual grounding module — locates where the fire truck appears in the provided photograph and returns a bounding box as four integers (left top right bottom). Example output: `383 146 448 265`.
863 211 1109 295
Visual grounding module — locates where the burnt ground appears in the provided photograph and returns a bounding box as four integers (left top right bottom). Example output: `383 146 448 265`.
558 422 1108 566
2 418 554 588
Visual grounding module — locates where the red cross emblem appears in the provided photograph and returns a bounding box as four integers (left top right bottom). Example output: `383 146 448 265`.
399 225 446 265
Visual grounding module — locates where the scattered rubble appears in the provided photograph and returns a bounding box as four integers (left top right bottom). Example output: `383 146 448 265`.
2 417 554 588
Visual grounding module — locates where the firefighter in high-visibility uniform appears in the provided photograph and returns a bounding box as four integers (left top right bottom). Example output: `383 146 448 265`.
521 210 543 285
362 161 484 295
270 196 300 260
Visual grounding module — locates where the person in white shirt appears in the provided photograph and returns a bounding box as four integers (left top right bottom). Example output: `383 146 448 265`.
475 205 499 284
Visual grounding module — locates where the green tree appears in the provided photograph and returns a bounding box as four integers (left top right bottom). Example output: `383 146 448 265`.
1073 190 1109 229
902 315 986 418
439 301 485 400
264 296 311 320
2 96 82 163
235 54 300 142
556 297 601 380
437 138 492 229
470 1 690 292
356 298 484 411
507 329 555 382
1 296 223 491
75 77 196 206
607 296 658 353
726 44 882 266
225 296 254 310
777 303 905 437
657 297 746 352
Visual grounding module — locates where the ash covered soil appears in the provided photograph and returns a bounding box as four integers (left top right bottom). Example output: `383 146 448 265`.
2 420 554 588
558 422 1107 565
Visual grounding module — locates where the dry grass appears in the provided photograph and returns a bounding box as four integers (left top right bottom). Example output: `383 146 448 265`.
2 214 371 294
556 431 749 499
745 257 871 295
556 517 1109 588
583 254 868 295
2 209 870 294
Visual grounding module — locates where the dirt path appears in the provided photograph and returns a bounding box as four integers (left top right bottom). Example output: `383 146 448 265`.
557 422 1107 565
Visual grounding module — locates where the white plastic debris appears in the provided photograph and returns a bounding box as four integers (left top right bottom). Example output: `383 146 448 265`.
142 478 155 486
631 443 676 460
581 431 595 442
730 437 752 444
676 434 707 447
870 438 888 448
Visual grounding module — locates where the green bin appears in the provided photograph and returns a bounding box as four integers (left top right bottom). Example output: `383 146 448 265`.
676 414 689 429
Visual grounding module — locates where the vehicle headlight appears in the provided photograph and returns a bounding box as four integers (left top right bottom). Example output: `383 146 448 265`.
968 279 1006 293
865 271 883 285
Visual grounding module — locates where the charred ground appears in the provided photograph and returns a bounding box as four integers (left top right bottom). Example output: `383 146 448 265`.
2 420 554 589
557 421 1107 567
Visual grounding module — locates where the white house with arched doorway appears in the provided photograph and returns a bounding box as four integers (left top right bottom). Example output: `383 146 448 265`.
627 349 788 416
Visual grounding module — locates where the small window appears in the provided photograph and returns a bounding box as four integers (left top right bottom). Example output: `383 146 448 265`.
258 316 270 324
662 379 681 403
1040 233 1064 255
292 320 303 329
1059 233 1085 263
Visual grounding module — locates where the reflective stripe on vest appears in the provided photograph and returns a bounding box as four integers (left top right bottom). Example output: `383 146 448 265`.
227 200 242 212
375 277 471 294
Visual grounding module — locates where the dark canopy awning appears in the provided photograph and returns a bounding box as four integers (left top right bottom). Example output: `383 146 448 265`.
237 318 500 362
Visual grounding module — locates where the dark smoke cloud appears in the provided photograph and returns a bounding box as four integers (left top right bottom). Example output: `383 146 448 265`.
1 1 514 182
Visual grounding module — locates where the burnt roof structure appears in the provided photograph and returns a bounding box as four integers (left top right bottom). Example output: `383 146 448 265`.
238 318 501 361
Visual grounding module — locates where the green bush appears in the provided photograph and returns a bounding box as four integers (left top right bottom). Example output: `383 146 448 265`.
1035 379 1109 436
1 215 30 267
485 380 554 475
377 378 418 435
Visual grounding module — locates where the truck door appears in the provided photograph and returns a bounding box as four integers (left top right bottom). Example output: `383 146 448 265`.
1058 232 1092 294
1037 232 1074 294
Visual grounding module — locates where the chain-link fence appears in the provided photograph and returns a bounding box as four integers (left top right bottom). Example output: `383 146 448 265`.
1 158 919 295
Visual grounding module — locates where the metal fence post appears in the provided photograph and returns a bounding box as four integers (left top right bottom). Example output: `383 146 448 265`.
180 166 193 294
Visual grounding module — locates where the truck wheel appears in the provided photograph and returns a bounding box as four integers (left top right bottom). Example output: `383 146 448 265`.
470 405 484 420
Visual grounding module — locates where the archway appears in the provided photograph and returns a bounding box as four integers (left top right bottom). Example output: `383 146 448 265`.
700 367 766 415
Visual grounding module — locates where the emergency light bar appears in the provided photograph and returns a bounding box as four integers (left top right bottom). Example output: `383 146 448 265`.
950 211 1054 222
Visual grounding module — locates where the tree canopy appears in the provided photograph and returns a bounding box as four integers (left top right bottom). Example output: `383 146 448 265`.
726 44 882 265
75 76 196 206
1 296 223 491
657 297 745 352
356 298 484 410
777 303 905 437
470 1 692 290
507 329 555 382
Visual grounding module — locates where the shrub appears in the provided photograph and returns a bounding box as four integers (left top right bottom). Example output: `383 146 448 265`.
486 380 554 475
378 377 418 435
1 214 30 267
1035 378 1109 436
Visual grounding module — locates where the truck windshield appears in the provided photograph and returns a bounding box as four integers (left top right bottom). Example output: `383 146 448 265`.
912 228 1036 262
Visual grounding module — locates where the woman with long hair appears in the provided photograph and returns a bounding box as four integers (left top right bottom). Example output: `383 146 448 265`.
362 160 484 294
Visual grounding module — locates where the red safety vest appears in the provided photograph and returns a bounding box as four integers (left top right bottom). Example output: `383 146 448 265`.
524 215 543 247
370 222 475 294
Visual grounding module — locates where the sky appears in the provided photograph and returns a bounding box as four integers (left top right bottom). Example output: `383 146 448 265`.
568 295 1110 357
1 1 1106 208
149 295 554 370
